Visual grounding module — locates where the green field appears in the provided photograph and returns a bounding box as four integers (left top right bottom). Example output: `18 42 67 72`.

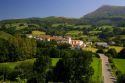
0 57 102 82
66 30 83 36
51 58 60 66
74 25 91 29
109 46 123 52
83 47 98 53
113 58 125 73
91 57 102 83
89 31 102 35
0 58 60 71
0 31 14 40
84 46 123 53
0 59 35 70
32 31 46 36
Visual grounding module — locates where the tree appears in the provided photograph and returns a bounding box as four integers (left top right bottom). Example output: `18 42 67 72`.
118 48 125 58
117 74 125 83
57 43 71 49
49 50 94 83
33 55 51 83
96 49 105 54
9 35 37 61
7 61 33 81
33 56 51 73
0 39 9 62
107 48 117 58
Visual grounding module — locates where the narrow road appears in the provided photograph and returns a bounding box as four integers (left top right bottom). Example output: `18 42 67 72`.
99 54 116 83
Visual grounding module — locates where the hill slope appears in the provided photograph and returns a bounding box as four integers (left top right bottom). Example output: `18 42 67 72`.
81 5 125 25
0 31 14 40
84 5 125 18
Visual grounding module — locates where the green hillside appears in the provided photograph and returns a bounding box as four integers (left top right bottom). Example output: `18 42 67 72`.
83 5 125 18
82 5 125 25
0 31 14 40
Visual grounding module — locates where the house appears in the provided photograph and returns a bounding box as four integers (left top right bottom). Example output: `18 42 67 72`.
109 41 116 45
95 42 109 48
26 34 86 48
26 34 33 38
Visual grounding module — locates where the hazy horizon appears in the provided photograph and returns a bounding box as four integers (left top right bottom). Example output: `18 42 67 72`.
0 0 125 20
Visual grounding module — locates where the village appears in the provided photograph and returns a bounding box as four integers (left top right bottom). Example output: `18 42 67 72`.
26 34 113 49
27 34 87 48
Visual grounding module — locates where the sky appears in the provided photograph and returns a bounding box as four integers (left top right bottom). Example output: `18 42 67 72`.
0 0 125 20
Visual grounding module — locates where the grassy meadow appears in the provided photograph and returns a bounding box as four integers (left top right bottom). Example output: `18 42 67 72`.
0 31 14 40
66 30 83 36
91 57 102 83
113 59 125 73
0 57 102 82
109 46 123 52
32 31 46 36
0 58 60 71
51 58 60 66
83 47 98 53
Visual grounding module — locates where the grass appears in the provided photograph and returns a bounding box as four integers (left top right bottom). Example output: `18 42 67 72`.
0 59 35 70
0 58 60 83
89 31 102 34
0 31 14 40
83 47 98 53
91 57 102 83
113 58 125 73
51 58 60 66
119 35 125 40
83 46 123 53
0 58 60 70
109 46 123 52
32 31 46 36
66 30 83 36
74 25 91 29
0 57 103 82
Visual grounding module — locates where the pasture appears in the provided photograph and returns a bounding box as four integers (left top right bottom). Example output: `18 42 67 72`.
109 46 123 52
0 58 60 71
0 57 102 82
0 31 14 40
91 57 102 83
32 31 46 36
113 58 125 73
83 47 98 53
66 30 83 36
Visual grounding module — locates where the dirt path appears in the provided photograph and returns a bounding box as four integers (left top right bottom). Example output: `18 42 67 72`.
99 54 116 83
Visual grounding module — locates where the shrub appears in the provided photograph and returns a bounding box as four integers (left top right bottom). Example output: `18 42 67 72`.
115 70 122 77
96 49 104 54
108 57 113 63
95 53 100 58
117 74 125 83
118 48 125 58
107 48 117 58
0 65 12 80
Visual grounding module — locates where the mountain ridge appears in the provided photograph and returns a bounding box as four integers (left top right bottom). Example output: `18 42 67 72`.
83 5 125 18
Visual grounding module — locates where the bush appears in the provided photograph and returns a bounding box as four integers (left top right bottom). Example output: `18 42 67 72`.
95 53 100 58
118 48 125 58
106 53 112 57
108 57 113 63
117 74 125 83
115 70 122 77
0 65 12 80
8 61 34 81
96 49 104 54
107 48 117 58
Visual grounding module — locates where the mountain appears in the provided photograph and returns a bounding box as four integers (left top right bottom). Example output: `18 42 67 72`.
81 5 125 26
83 5 125 18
